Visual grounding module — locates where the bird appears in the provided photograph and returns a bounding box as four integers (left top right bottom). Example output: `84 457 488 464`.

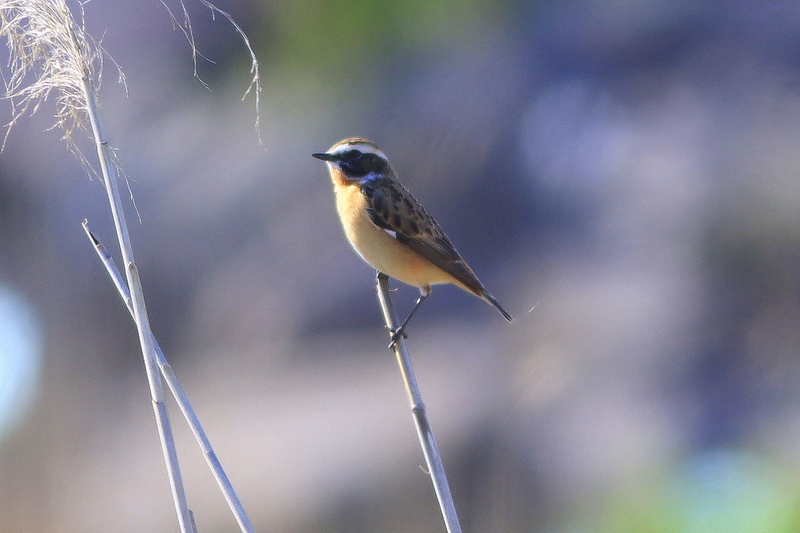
313 137 513 345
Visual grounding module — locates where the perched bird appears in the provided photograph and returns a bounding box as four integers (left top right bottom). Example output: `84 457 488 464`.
313 137 513 343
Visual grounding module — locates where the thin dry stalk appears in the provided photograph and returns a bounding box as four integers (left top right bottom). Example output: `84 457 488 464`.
375 273 463 533
83 221 255 533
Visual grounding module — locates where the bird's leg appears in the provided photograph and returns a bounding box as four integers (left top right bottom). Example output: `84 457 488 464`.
389 288 430 347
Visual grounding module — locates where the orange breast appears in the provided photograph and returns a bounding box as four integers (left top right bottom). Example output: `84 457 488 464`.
333 181 459 290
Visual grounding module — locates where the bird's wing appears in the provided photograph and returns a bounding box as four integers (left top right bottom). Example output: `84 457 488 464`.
361 178 484 295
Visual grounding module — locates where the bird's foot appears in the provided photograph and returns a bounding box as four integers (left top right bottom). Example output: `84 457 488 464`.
388 327 408 348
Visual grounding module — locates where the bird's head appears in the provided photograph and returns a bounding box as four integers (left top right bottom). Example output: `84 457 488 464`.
313 137 391 182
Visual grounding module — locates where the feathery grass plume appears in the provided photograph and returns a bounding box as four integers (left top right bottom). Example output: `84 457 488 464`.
1 0 261 149
0 0 94 154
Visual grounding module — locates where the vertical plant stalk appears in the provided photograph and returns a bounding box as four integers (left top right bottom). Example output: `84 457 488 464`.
74 37 196 533
375 273 463 533
83 221 255 533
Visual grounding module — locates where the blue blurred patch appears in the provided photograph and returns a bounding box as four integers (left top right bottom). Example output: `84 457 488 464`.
0 283 42 442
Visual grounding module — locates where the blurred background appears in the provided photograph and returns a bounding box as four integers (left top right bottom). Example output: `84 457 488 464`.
2 0 800 531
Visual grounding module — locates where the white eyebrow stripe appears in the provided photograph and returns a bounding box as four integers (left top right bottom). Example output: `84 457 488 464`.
330 142 386 158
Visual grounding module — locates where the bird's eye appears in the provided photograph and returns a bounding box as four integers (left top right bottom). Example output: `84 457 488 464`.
337 149 376 177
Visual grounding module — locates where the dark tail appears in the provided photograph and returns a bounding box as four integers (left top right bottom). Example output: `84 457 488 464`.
482 292 514 323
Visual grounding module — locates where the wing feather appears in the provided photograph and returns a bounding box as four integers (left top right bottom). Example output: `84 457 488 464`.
361 177 484 295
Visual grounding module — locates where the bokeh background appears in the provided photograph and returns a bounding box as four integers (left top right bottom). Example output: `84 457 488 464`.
3 0 800 531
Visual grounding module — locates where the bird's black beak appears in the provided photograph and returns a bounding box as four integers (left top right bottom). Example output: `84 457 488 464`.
312 152 337 161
